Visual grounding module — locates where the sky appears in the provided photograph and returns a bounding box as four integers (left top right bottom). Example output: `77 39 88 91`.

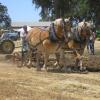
0 0 41 22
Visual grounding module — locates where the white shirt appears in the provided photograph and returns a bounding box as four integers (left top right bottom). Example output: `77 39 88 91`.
17 26 32 38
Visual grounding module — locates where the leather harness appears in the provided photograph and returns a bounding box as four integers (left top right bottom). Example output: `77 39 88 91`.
71 26 86 48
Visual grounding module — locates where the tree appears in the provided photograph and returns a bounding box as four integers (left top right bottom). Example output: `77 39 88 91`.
32 0 52 21
32 0 73 20
32 0 100 24
88 0 100 25
32 0 90 20
0 3 11 29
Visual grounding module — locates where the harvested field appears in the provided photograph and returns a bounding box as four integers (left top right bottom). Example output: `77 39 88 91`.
0 41 100 100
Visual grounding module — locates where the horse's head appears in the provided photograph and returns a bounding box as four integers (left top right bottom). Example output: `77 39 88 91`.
64 18 72 33
78 20 92 42
54 18 71 42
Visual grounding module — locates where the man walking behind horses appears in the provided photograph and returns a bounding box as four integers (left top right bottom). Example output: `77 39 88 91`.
20 25 28 52
20 25 29 65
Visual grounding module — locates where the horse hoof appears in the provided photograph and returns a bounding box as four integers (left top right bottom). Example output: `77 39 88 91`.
79 68 88 74
53 62 58 67
17 65 22 68
42 67 48 72
36 68 41 71
79 70 88 74
27 66 31 68
57 66 63 71
25 63 31 68
63 67 72 73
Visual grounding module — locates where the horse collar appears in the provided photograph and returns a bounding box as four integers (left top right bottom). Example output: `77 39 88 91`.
72 27 86 44
49 23 64 42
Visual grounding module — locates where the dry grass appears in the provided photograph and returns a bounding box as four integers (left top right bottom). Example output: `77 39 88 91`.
0 62 100 100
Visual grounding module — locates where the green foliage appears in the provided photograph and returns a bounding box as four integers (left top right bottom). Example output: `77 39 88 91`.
32 0 100 23
88 0 100 25
0 3 11 29
96 29 100 38
32 0 52 21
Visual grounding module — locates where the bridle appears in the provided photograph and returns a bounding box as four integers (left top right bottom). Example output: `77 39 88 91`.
77 23 92 48
49 18 71 43
61 18 71 42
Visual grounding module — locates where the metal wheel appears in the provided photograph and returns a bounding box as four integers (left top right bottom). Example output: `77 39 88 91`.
1 39 15 54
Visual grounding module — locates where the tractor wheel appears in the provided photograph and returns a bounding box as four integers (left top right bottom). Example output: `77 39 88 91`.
1 39 15 54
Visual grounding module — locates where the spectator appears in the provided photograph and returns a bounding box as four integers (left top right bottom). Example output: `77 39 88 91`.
87 30 96 55
72 17 79 27
0 29 4 37
20 25 28 52
92 28 96 41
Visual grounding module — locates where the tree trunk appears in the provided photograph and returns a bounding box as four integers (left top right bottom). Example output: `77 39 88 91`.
54 0 60 18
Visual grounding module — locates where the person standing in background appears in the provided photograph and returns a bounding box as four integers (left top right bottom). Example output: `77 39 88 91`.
0 29 4 37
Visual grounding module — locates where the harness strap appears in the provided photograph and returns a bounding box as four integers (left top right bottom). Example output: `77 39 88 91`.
49 23 60 42
56 41 63 51
31 37 49 49
72 26 86 48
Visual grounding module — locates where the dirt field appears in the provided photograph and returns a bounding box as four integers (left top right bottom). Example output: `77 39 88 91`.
0 41 100 100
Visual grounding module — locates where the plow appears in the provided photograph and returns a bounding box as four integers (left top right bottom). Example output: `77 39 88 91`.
12 47 85 71
5 39 100 72
12 50 90 74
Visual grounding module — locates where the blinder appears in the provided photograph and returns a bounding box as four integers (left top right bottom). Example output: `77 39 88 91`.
61 18 70 42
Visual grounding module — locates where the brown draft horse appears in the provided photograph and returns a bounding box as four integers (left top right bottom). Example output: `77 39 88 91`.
26 18 71 71
56 20 93 72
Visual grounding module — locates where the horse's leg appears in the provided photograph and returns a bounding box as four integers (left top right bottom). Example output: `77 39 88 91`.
73 50 79 71
27 48 32 67
90 43 92 54
87 42 89 53
78 57 83 71
74 50 83 71
91 41 95 55
92 42 95 55
87 41 92 54
42 53 49 71
75 50 87 72
79 56 87 73
59 49 71 72
60 50 66 69
75 56 84 72
75 58 79 66
36 52 41 71
54 53 62 69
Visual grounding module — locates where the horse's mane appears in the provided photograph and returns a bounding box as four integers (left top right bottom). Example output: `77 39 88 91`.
78 21 92 29
70 21 92 43
54 18 62 26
